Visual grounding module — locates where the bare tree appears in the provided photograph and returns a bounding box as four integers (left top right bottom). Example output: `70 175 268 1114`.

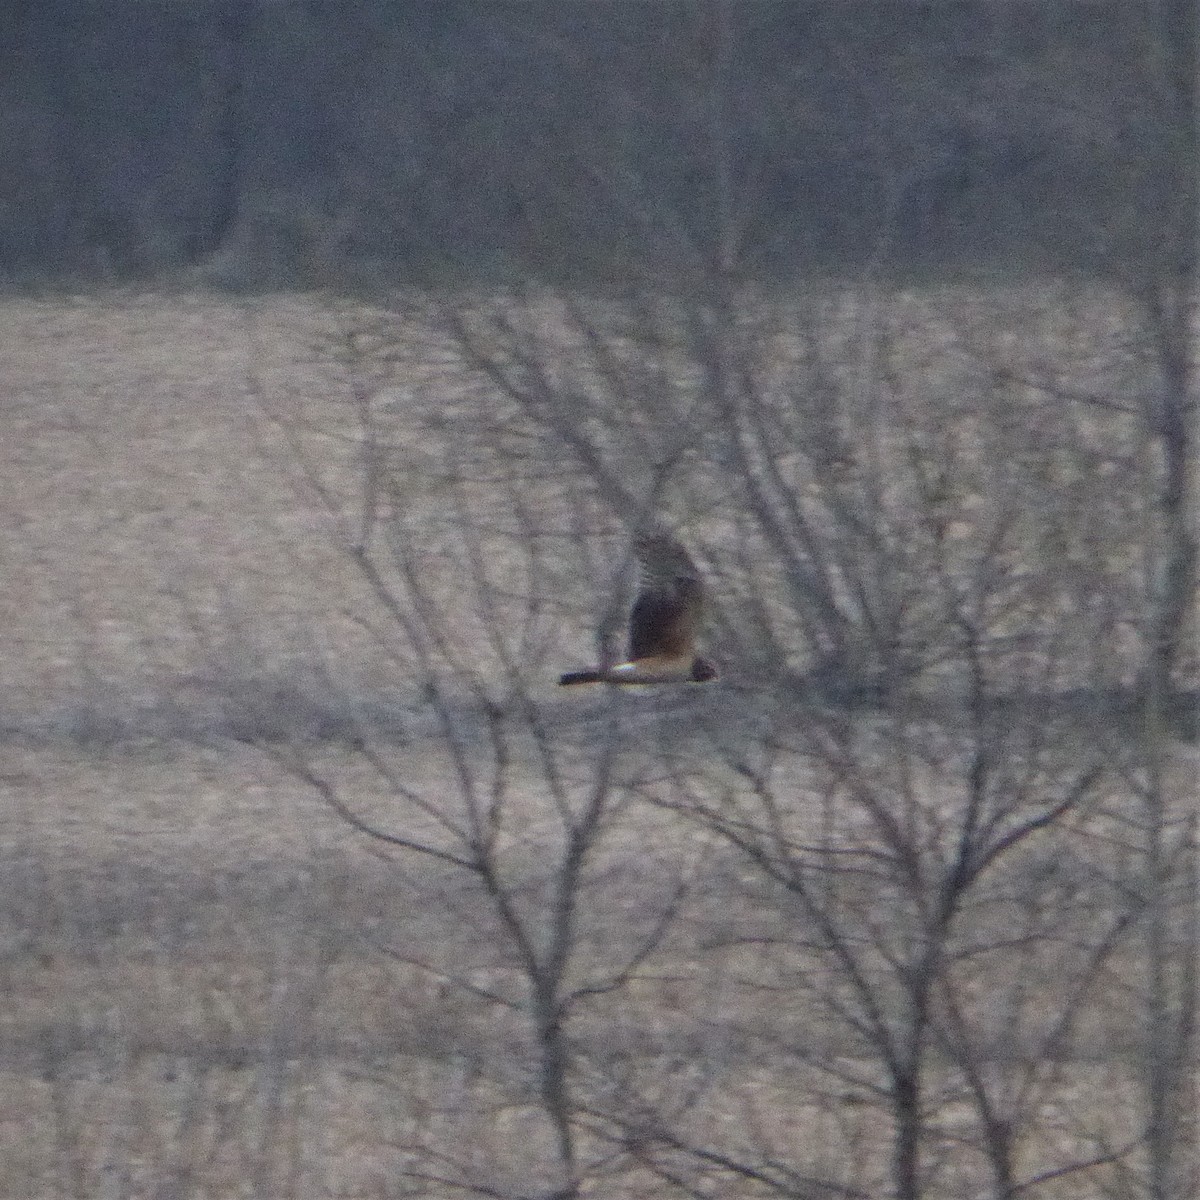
245 345 715 1198
1127 9 1199 1196
341 241 1166 1200
983 7 1200 1193
268 7 1199 1198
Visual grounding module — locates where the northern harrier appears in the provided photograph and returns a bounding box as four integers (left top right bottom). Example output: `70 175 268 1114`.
558 531 717 686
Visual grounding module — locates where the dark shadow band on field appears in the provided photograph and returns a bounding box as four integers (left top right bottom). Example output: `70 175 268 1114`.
0 678 1195 750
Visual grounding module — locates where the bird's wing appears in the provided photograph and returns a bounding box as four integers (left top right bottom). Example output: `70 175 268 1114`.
633 530 702 592
628 589 695 659
627 531 704 660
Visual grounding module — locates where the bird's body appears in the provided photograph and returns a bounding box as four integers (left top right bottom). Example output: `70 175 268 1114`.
559 531 717 687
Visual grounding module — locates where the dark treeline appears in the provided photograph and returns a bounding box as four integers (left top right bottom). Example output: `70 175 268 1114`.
0 0 1168 283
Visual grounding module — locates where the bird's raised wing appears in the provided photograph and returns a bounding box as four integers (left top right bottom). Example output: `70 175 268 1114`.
627 531 704 661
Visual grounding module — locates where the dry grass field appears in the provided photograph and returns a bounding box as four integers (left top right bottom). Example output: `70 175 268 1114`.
0 290 726 1197
2 293 380 719
0 290 1191 1197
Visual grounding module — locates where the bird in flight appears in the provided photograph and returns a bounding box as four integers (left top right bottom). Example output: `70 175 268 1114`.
559 530 717 686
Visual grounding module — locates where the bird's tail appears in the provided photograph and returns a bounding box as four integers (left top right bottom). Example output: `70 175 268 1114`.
558 669 605 686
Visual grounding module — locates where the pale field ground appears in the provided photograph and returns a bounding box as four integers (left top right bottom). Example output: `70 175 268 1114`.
0 289 1192 1196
